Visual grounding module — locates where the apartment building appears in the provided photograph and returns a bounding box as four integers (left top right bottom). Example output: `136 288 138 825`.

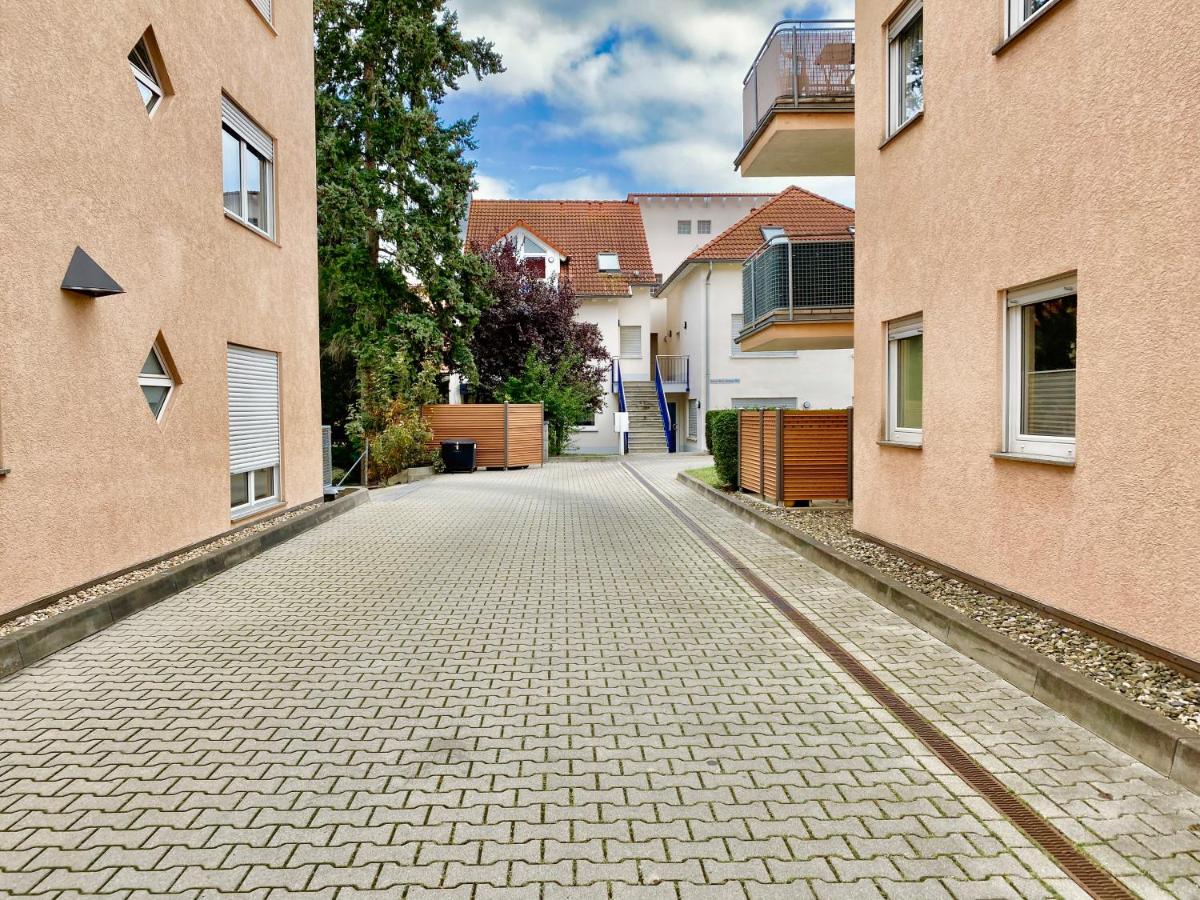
464 200 659 453
0 1 323 616
656 188 856 451
735 6 1200 659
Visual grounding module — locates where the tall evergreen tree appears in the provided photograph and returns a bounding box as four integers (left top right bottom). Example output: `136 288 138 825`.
315 0 502 436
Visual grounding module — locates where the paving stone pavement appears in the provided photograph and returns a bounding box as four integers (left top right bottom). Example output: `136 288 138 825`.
2 455 1200 899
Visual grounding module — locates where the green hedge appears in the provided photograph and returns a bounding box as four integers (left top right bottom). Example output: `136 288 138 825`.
706 409 739 487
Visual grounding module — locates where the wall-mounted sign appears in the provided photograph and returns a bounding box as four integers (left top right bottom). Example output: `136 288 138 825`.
709 377 741 385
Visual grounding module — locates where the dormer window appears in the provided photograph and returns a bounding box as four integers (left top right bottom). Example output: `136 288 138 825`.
598 253 620 272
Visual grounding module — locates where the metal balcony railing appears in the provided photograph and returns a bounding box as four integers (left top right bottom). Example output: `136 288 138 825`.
655 355 689 391
741 236 855 330
743 20 855 143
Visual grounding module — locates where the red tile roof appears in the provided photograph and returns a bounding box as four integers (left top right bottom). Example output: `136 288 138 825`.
686 186 855 262
465 199 656 297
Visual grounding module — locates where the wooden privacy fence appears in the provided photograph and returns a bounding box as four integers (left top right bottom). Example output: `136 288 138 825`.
422 403 545 470
738 408 852 503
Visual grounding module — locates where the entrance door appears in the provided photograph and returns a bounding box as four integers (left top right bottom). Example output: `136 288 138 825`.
668 401 678 451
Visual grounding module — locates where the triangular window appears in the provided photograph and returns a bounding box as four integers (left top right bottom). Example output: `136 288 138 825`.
523 235 547 255
129 36 163 115
138 343 176 421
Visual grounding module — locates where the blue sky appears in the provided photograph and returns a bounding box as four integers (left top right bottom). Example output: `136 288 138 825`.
443 0 855 206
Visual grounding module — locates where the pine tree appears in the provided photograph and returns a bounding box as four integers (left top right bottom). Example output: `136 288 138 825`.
315 0 502 436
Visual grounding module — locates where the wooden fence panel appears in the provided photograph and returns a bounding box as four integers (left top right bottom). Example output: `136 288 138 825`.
780 410 850 502
423 403 544 469
737 408 851 503
738 410 762 493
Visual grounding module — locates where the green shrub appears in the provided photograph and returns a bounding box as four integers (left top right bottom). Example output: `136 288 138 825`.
706 409 739 487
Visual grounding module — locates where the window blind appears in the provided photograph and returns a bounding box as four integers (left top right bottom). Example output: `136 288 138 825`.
227 345 280 475
221 95 273 160
619 325 641 358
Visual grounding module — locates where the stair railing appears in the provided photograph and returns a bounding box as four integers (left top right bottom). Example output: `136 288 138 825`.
612 358 629 454
653 357 676 453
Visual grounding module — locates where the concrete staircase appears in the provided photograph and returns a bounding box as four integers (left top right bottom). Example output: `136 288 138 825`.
623 381 668 453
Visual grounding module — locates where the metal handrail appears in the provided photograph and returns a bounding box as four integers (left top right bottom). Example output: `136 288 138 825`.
653 358 676 454
612 358 629 454
743 20 856 143
743 19 855 84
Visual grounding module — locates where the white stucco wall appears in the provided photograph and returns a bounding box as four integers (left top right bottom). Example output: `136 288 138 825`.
632 195 774 279
568 286 655 454
660 264 854 451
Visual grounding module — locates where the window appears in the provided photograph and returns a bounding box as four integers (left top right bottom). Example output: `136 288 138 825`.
886 315 923 445
619 325 642 358
138 344 176 422
731 314 797 357
760 226 786 243
516 233 553 279
1008 0 1054 34
248 0 272 25
597 253 620 272
887 0 924 135
222 96 275 238
1005 276 1077 460
523 256 547 279
677 220 692 235
227 344 281 517
128 37 163 115
688 400 699 441
697 220 712 235
575 408 597 429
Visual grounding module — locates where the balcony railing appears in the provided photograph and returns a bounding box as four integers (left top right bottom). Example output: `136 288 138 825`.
741 236 855 331
743 20 855 144
655 355 689 392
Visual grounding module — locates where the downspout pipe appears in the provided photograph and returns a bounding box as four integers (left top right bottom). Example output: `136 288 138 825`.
704 262 713 451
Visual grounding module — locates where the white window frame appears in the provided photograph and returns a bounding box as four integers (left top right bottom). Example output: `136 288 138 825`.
730 314 797 358
1004 275 1077 461
231 466 281 518
575 407 598 432
1007 0 1054 36
887 0 924 136
677 220 692 235
697 220 712 235
138 345 175 423
221 96 275 239
597 252 620 272
886 315 923 446
129 42 163 116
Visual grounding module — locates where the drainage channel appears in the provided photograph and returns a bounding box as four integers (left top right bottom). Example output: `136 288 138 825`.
622 463 1134 900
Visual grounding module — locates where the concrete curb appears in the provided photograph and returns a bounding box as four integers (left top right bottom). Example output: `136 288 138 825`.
0 489 370 680
678 472 1200 797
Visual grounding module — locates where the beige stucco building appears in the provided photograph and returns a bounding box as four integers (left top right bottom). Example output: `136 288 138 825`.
0 0 323 617
736 5 1200 660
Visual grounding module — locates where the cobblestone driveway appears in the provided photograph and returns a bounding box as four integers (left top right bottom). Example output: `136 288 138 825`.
2 456 1200 899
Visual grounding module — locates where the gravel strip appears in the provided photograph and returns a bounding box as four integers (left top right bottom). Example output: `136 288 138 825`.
725 491 1200 734
0 502 322 639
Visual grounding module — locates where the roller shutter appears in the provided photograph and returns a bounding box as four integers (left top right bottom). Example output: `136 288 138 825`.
227 345 280 475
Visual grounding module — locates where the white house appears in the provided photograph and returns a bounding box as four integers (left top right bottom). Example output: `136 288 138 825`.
655 187 857 451
464 199 660 453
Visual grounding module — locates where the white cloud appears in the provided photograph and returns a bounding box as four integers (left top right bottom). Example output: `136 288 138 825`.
449 0 856 203
472 172 514 199
530 174 622 200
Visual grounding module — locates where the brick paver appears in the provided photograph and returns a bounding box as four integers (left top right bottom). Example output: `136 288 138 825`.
1 455 1199 898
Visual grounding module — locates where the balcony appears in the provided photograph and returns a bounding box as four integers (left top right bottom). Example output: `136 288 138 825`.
739 236 854 352
736 21 855 178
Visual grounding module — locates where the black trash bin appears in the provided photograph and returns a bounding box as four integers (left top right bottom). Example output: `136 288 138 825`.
441 440 477 474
